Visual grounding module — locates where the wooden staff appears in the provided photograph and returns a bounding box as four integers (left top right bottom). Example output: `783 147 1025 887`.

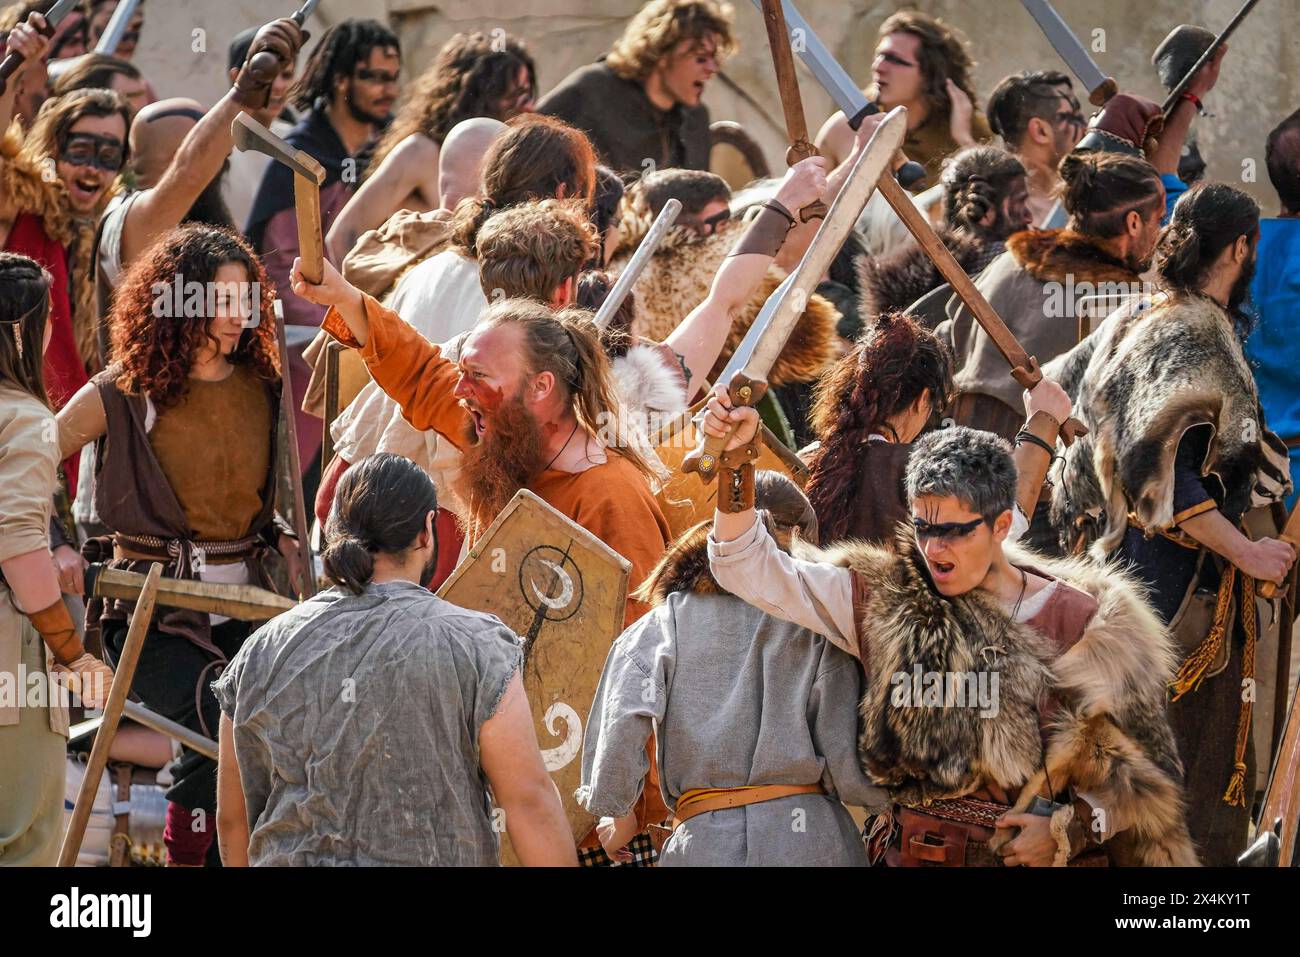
1259 505 1300 599
59 563 162 866
86 564 296 620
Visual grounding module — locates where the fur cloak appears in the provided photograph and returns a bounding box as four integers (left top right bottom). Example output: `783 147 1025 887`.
609 204 840 388
793 529 1198 865
857 227 997 320
1049 292 1292 556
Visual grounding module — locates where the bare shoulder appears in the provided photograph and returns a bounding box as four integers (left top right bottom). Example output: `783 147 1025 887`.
814 111 853 166
390 132 439 167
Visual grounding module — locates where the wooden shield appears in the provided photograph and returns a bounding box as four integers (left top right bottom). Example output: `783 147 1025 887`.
436 490 631 864
653 400 810 539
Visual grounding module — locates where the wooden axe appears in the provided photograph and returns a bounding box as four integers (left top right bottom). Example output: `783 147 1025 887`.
232 112 321 596
232 111 326 283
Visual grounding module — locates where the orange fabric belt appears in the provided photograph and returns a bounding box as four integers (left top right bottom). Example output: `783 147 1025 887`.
673 783 825 827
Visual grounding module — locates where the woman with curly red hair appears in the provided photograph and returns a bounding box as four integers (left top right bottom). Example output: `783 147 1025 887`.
804 312 1071 548
56 224 304 866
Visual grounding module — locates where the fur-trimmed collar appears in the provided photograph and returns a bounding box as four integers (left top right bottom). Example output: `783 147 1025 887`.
856 227 993 319
793 530 1195 864
612 341 689 419
1006 228 1140 286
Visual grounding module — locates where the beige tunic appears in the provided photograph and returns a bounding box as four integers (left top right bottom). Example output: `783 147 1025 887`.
0 383 68 866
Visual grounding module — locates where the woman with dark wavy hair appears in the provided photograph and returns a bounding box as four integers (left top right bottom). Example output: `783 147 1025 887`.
55 224 304 867
329 32 536 255
805 312 1069 547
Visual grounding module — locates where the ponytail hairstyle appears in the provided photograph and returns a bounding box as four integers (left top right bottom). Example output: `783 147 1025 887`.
0 252 53 409
1155 182 1259 318
805 313 954 544
940 146 1027 238
478 297 657 483
322 453 439 595
450 114 597 258
1058 151 1164 238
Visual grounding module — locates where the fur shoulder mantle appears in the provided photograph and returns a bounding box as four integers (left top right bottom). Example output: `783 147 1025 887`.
1052 293 1292 555
793 532 1196 864
609 212 839 389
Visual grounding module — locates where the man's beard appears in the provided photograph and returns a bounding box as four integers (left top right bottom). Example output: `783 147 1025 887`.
346 84 389 127
1228 252 1258 315
454 393 547 526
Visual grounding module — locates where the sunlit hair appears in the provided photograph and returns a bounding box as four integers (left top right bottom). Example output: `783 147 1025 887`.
876 10 980 121
476 198 599 303
50 52 140 97
905 426 1016 522
19 86 131 177
606 0 736 83
940 145 1026 237
108 224 279 411
986 69 1073 148
1059 151 1164 238
477 297 656 482
367 31 534 174
450 114 597 257
323 453 439 595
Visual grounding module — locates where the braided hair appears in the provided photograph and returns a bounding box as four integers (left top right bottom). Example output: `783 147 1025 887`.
940 146 1026 239
367 31 535 174
0 252 53 408
1058 151 1164 238
805 313 953 544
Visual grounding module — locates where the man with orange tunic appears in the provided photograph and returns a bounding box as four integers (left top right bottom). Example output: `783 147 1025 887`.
292 254 673 865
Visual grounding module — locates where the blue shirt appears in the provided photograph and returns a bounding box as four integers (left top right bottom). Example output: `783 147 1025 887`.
1245 217 1300 506
1161 173 1187 222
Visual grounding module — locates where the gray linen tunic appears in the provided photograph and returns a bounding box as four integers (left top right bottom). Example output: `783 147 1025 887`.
213 580 521 866
579 590 886 866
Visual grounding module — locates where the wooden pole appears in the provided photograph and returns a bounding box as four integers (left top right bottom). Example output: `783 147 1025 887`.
59 563 163 866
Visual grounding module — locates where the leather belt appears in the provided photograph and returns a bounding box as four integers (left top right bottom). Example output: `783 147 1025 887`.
672 783 824 828
113 532 259 565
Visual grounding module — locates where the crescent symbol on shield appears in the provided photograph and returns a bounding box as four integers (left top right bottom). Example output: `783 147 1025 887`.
529 559 575 611
539 702 582 771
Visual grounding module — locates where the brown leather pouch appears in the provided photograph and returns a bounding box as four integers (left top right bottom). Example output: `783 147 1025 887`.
893 808 997 866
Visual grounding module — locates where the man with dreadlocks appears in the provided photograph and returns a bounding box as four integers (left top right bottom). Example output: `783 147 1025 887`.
56 225 305 866
1049 183 1295 865
247 18 401 480
327 30 536 262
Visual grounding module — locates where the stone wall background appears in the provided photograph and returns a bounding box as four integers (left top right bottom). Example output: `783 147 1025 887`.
132 0 1297 209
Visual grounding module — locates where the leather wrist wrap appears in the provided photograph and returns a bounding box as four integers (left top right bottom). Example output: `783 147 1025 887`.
27 597 85 666
717 440 761 513
729 201 796 259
